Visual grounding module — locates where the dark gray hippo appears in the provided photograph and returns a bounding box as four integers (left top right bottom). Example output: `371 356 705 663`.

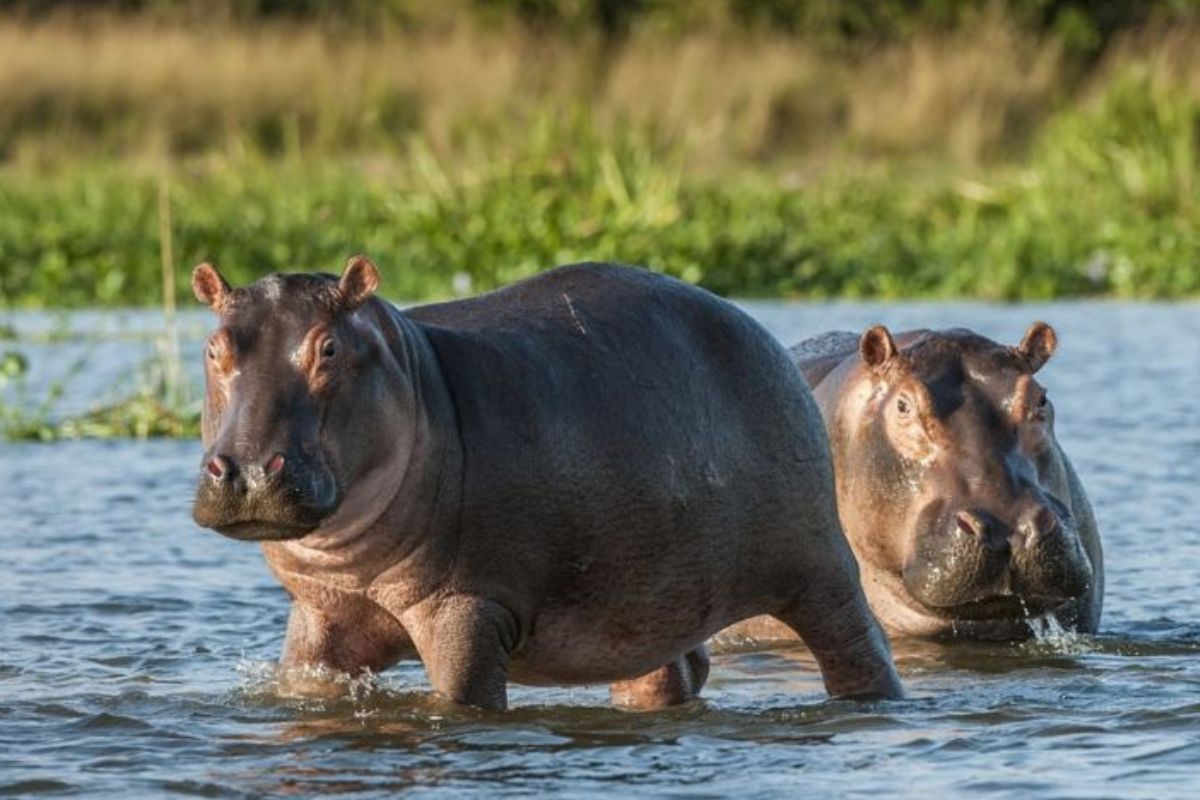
726 324 1102 642
190 258 902 710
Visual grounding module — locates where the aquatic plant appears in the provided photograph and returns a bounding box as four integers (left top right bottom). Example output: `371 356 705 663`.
0 176 200 441
0 339 200 441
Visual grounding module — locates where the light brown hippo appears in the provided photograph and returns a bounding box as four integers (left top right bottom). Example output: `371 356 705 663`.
189 257 902 711
726 324 1102 642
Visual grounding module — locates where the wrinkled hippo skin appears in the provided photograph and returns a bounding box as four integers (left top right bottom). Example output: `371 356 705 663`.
190 258 902 710
725 325 1102 643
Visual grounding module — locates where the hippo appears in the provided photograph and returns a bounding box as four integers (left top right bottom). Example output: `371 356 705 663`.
189 257 902 710
725 324 1102 642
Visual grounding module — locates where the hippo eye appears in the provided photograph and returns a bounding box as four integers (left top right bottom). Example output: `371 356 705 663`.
1033 391 1049 420
896 397 911 416
320 339 337 360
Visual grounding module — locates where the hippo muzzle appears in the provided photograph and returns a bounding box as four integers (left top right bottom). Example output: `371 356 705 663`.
192 447 341 541
902 496 1093 620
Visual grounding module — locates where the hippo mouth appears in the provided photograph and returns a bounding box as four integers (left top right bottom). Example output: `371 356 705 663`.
211 519 322 542
923 592 1071 621
192 474 341 542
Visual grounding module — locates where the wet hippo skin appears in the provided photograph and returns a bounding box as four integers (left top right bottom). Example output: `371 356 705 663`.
189 258 903 711
725 325 1103 643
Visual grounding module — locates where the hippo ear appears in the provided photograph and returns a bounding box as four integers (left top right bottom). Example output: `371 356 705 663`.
338 255 380 311
860 325 897 371
1017 321 1057 373
192 263 231 312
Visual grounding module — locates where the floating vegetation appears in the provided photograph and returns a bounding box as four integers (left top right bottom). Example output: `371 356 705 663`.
0 339 200 442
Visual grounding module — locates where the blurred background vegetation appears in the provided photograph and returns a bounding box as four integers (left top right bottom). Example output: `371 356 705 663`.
2 0 1200 306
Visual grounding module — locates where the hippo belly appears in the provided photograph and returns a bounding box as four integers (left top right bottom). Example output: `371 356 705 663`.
513 603 727 685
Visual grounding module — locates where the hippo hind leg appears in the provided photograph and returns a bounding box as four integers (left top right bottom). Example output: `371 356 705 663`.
609 646 710 710
771 582 903 700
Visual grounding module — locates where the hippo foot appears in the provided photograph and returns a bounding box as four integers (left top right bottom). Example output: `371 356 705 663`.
609 646 710 710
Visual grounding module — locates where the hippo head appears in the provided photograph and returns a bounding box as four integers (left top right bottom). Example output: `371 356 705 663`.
190 256 403 541
837 323 1094 626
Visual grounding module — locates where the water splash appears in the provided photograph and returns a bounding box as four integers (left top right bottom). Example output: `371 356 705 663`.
1021 612 1090 655
235 659 381 704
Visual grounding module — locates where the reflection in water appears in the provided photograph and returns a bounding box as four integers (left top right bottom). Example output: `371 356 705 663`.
3 303 1200 796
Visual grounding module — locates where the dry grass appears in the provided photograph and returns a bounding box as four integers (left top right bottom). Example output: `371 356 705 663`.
1095 19 1200 97
0 14 1080 167
848 21 1064 162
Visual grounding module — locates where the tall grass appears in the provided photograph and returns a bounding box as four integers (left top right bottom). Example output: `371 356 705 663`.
2 13 1200 308
0 15 1068 166
6 75 1200 311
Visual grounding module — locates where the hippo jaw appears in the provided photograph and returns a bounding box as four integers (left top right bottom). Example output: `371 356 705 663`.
912 589 1078 622
208 519 322 542
193 498 339 542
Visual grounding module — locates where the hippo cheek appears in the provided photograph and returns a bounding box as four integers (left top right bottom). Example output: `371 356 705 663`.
282 450 341 513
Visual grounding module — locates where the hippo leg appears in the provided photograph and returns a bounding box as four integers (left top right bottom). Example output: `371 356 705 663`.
413 595 519 712
771 586 903 699
609 646 710 710
277 600 413 696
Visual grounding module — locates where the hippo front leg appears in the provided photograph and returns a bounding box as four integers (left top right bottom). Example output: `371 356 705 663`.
408 595 520 712
278 600 413 696
610 646 710 710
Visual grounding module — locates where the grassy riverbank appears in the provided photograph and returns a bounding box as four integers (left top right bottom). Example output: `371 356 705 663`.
5 84 1200 306
2 13 1200 307
4 68 1200 308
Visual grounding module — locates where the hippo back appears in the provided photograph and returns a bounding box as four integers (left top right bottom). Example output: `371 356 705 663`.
787 331 861 387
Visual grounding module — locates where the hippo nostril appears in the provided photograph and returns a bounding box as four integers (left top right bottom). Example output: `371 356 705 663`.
1035 506 1059 535
265 453 286 476
206 455 235 482
956 511 986 539
1022 505 1060 547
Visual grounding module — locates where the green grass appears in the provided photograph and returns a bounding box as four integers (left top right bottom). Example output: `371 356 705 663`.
4 73 1200 310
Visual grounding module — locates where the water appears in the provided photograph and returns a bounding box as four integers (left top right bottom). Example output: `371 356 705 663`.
2 301 1200 798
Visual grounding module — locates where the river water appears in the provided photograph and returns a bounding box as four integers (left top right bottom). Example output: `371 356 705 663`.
1 301 1199 798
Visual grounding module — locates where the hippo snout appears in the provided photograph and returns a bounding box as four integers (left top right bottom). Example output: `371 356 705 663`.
904 500 1090 617
192 448 340 541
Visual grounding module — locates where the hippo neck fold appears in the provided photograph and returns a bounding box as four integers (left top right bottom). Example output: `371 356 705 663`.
263 299 464 591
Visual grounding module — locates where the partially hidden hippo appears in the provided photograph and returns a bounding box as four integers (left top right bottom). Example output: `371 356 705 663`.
726 324 1102 642
189 257 903 710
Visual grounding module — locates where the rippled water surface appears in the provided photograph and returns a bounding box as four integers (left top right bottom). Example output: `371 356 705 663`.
3 302 1200 798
